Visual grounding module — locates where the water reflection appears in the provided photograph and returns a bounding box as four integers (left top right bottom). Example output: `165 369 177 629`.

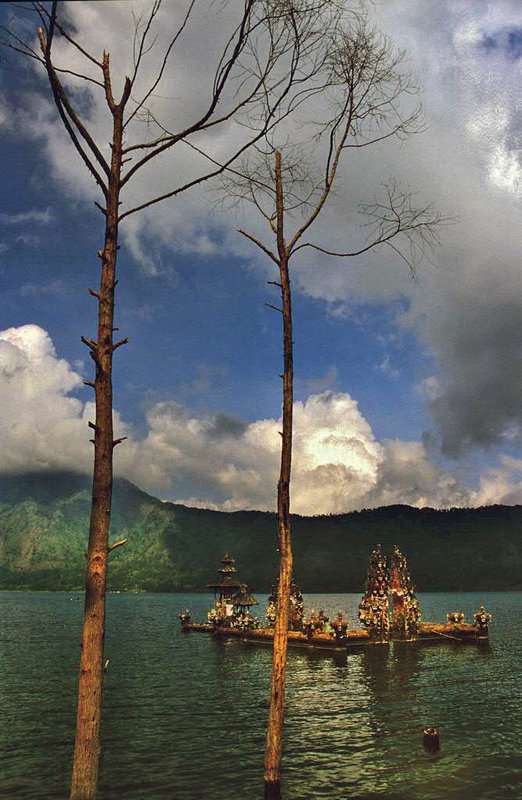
279 641 428 798
1 592 520 800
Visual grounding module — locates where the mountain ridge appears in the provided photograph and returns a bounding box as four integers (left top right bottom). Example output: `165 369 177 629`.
0 471 520 592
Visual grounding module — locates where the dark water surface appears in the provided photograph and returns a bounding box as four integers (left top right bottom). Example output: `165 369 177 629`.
1 591 521 799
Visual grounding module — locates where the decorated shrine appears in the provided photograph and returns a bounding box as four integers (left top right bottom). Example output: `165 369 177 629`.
358 544 390 641
358 545 421 641
266 578 304 631
389 546 421 639
180 548 491 651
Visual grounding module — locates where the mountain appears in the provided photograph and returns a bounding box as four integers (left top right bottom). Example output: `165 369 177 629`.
0 471 520 592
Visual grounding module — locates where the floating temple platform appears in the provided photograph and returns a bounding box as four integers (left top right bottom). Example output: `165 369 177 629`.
179 548 491 652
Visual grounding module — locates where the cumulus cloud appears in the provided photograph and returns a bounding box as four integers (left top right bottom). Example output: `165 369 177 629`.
117 400 522 511
0 324 128 475
0 324 87 473
5 324 522 513
473 455 522 506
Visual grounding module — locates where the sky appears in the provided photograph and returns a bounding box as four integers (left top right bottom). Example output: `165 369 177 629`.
0 0 521 515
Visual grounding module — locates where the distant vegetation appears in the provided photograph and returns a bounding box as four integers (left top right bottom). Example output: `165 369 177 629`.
0 471 520 592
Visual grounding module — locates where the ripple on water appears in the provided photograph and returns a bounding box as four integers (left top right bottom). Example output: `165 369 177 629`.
1 591 521 799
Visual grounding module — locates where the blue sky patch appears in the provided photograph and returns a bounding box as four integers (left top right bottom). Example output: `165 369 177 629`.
480 26 522 59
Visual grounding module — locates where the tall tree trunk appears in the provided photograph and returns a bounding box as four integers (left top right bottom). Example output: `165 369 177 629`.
69 107 124 800
264 150 293 800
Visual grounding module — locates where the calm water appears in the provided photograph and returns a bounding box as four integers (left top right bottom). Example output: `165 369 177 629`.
0 591 521 799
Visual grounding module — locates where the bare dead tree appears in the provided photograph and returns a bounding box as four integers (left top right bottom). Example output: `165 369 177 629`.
0 1 353 798
220 17 448 799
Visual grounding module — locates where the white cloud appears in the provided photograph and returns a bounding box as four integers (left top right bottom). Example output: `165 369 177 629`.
472 455 522 507
4 324 518 514
20 279 65 297
0 324 130 475
366 440 470 510
378 356 399 380
299 365 338 394
0 208 52 226
0 324 87 473
361 1 522 455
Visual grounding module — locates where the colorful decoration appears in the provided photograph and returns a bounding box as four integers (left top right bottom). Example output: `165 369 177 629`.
473 603 491 636
208 601 232 627
330 611 349 641
358 544 390 640
358 545 421 640
446 611 465 628
180 547 491 649
289 580 305 630
265 578 304 631
205 554 259 628
389 546 421 639
178 609 191 627
230 584 259 629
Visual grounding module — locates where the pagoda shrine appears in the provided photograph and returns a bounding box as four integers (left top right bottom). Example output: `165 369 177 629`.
231 584 259 615
206 552 244 603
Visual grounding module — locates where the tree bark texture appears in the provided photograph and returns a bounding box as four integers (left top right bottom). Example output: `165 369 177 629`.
69 104 125 800
264 151 294 796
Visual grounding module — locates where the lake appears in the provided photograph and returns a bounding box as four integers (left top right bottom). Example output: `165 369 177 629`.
0 591 520 799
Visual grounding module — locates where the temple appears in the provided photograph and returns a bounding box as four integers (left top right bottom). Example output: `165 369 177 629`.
206 552 244 603
179 548 490 651
358 545 422 641
202 553 260 629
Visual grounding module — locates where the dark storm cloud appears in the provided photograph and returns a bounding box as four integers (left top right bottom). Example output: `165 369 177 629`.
418 256 522 456
364 0 522 461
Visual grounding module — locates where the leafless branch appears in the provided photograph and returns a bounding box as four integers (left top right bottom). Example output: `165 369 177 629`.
120 0 261 185
238 228 279 264
224 12 443 276
34 8 110 194
50 65 104 89
0 24 42 61
108 538 127 552
118 0 343 190
124 0 196 130
293 180 451 271
129 0 161 90
33 1 103 68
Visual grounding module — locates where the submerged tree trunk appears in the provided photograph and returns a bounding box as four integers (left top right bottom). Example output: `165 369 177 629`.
264 151 294 800
69 97 127 800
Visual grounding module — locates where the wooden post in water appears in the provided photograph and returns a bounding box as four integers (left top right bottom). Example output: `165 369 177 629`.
423 727 440 751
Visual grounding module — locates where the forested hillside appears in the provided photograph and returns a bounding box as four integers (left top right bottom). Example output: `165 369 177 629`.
0 472 520 592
